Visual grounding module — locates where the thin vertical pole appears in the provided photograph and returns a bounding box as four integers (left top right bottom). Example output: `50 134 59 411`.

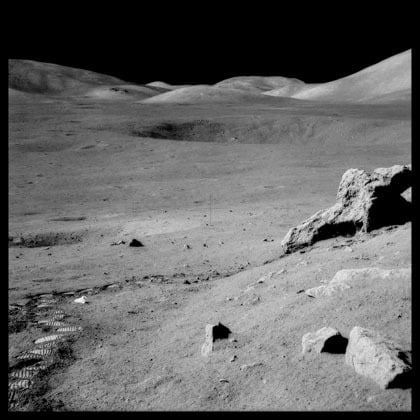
210 193 213 226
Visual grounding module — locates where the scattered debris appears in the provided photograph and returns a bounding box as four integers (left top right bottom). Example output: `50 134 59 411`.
111 240 126 246
345 326 412 389
302 327 348 354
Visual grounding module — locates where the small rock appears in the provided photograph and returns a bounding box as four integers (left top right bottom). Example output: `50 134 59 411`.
240 362 263 370
302 327 348 354
201 322 231 356
129 239 144 247
184 244 191 250
183 280 191 285
219 378 229 383
345 326 412 389
230 355 237 362
111 240 126 246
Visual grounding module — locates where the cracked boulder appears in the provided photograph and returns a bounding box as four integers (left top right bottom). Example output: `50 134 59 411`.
282 164 411 254
345 326 412 389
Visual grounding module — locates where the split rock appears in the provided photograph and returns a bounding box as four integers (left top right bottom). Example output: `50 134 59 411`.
345 326 412 389
282 165 411 254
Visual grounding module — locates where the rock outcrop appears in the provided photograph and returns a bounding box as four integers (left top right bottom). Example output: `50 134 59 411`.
282 165 411 254
302 327 348 354
345 326 412 389
305 267 411 298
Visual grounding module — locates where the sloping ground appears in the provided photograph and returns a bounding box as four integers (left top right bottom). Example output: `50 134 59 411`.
140 85 284 104
271 50 411 103
9 59 126 95
214 76 305 93
83 84 168 101
24 223 410 411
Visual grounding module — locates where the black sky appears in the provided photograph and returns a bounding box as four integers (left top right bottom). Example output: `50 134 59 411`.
8 5 412 85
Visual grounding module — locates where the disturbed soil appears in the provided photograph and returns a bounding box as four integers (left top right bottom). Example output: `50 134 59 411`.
8 94 411 411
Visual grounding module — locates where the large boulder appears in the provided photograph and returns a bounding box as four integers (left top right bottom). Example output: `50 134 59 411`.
282 165 411 253
345 326 412 389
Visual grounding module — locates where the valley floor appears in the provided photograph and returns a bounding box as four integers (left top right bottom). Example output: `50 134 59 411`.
8 97 411 411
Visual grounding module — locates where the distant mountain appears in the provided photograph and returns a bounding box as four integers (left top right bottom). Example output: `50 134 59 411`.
214 76 305 93
265 50 411 103
9 59 126 94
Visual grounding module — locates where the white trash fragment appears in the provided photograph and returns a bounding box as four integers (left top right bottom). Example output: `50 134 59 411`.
74 295 88 304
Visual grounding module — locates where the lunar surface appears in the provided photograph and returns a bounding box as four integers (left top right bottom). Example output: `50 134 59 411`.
8 51 411 411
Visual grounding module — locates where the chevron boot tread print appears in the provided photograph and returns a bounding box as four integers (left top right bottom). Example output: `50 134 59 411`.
8 292 86 411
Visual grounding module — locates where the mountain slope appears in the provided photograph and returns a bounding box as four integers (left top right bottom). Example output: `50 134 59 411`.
269 50 411 103
9 59 126 94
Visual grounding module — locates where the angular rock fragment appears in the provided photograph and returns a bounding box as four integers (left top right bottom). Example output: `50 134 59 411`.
345 326 412 389
74 295 88 304
129 239 144 247
282 165 411 254
201 322 231 356
302 327 348 354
